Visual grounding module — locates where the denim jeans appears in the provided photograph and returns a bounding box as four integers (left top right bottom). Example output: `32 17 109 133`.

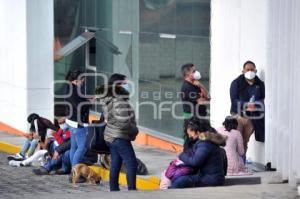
20 139 38 157
170 174 224 189
43 150 72 173
69 127 87 166
170 174 202 189
106 138 137 191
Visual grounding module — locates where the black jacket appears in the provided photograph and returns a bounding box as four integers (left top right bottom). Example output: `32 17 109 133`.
36 117 59 142
181 80 207 116
230 74 265 142
55 140 71 155
64 83 91 123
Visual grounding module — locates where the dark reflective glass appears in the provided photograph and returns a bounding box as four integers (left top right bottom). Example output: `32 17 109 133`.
54 0 210 138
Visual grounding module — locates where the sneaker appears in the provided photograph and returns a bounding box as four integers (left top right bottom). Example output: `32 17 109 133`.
8 160 22 167
55 169 69 175
32 167 49 175
7 153 25 161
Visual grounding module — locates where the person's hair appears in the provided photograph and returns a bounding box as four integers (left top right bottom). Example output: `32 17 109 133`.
53 119 59 129
108 73 126 85
223 116 238 132
65 69 83 82
185 116 216 133
243 60 256 68
181 63 194 78
27 113 40 133
183 116 217 149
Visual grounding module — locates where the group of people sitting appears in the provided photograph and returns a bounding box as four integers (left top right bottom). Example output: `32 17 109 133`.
160 116 250 189
7 113 97 179
7 113 250 190
7 69 253 191
7 71 142 191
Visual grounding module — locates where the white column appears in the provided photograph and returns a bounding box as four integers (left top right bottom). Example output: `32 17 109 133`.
26 0 54 120
210 0 268 164
0 0 28 131
0 0 54 132
265 0 300 185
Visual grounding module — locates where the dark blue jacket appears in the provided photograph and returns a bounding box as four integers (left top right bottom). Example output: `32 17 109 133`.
179 133 226 186
230 74 265 142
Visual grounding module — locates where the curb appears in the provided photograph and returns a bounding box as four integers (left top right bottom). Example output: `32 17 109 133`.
0 141 160 190
0 141 21 154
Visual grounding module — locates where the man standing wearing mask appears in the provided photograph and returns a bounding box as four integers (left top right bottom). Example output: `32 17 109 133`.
180 63 210 119
230 61 265 154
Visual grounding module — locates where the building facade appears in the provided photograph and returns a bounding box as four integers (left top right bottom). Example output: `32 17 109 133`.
0 0 299 185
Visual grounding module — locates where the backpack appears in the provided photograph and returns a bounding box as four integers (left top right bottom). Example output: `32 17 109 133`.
86 122 110 154
99 154 149 175
220 147 228 176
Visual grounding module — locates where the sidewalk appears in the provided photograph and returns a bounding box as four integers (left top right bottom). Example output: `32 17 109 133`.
0 130 298 198
0 131 176 178
0 130 175 190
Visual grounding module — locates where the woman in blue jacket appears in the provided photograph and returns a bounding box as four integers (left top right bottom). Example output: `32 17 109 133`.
170 117 226 188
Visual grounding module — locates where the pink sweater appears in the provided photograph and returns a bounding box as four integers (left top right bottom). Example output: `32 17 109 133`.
217 127 247 175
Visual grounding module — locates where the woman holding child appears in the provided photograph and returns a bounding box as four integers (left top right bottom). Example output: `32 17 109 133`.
168 117 226 189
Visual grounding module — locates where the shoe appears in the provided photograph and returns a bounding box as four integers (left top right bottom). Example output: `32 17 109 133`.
7 153 25 161
55 169 69 175
265 162 277 171
32 167 49 175
8 160 22 167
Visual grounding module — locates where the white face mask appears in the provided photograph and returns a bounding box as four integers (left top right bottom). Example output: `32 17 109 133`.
193 71 201 80
59 123 68 131
244 71 256 80
121 83 130 93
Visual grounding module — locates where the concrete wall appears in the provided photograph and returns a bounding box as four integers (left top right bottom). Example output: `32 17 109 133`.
0 0 28 131
0 0 54 132
27 0 54 121
211 0 300 185
265 0 300 185
210 0 267 164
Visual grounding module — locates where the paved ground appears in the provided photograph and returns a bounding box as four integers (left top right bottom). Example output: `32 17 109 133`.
0 152 115 199
0 131 176 178
0 131 299 199
0 152 298 199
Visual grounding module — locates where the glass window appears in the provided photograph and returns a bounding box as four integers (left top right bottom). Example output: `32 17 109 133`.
138 0 211 138
95 30 132 77
138 33 210 137
54 0 211 139
56 31 95 57
82 0 97 28
118 0 134 31
95 0 113 30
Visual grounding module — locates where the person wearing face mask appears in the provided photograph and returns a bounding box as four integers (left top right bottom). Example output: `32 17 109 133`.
64 70 92 167
95 73 139 191
230 61 265 156
180 63 210 120
169 117 226 189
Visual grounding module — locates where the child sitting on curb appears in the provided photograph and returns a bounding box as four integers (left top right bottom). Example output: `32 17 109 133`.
217 116 252 176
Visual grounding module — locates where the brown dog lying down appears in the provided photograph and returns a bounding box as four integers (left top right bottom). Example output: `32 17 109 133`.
72 163 102 187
